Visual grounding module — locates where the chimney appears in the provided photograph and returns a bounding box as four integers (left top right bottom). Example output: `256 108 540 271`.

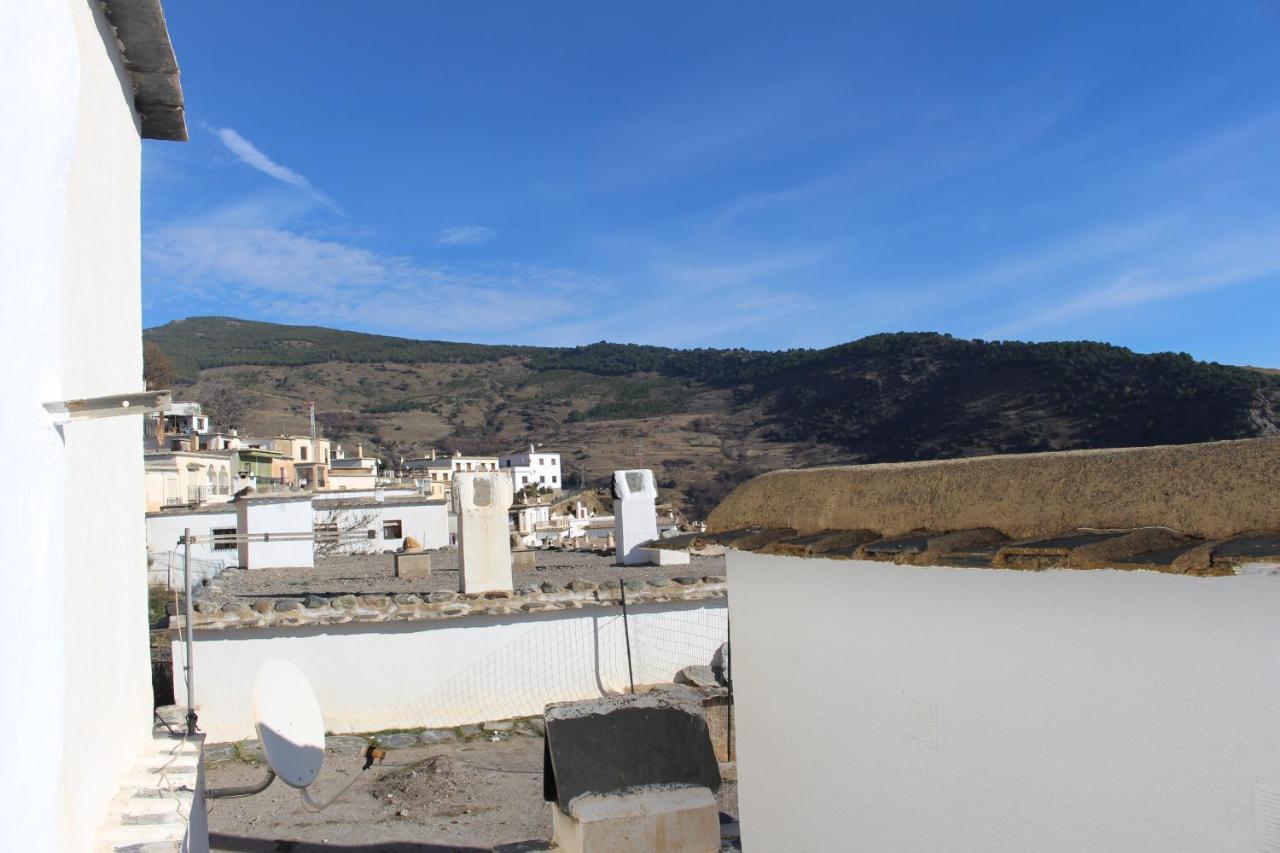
430 448 437 461
529 443 535 454
357 444 363 458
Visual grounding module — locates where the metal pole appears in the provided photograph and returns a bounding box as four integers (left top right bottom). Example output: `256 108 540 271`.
620 579 635 694
182 528 198 736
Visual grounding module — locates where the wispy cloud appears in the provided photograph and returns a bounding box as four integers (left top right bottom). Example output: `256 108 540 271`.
988 229 1280 337
144 219 603 344
434 225 495 246
215 127 341 213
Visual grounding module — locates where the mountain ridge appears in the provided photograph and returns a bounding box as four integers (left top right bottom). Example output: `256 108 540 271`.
144 316 1280 517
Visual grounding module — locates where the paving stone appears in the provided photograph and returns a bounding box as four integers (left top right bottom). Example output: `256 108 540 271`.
202 743 237 763
325 735 369 754
304 594 328 609
623 578 646 592
566 578 596 592
374 732 418 749
419 728 458 744
273 599 302 612
673 576 702 585
646 577 672 587
332 594 358 609
540 581 562 593
428 591 458 603
236 740 263 761
253 599 273 614
516 717 546 737
391 593 421 605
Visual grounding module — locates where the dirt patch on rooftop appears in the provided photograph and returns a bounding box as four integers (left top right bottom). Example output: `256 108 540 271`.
205 734 738 851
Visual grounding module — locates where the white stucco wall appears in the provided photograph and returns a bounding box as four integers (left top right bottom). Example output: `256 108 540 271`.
146 510 240 586
728 551 1280 853
321 502 450 553
0 2 151 850
175 601 728 742
237 499 314 569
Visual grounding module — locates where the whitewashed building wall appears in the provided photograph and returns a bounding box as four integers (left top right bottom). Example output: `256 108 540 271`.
0 2 184 849
729 551 1280 853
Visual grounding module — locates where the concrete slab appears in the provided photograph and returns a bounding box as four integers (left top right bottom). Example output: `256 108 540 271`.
394 551 431 579
638 546 691 566
551 787 720 853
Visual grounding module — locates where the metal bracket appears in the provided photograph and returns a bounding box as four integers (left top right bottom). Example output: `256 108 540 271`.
44 390 171 424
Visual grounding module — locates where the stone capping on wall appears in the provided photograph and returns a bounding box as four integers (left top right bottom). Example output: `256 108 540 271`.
173 576 727 632
707 437 1280 542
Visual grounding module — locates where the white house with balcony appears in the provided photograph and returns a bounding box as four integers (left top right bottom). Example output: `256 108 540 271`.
143 449 235 511
500 444 563 492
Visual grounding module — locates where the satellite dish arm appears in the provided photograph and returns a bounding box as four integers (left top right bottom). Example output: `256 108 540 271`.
206 769 276 799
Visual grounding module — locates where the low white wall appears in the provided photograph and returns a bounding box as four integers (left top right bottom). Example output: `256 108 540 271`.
146 511 239 584
176 601 727 742
728 552 1280 853
325 502 450 554
237 499 313 569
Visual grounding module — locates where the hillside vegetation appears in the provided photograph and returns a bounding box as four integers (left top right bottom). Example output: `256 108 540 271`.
145 317 1280 518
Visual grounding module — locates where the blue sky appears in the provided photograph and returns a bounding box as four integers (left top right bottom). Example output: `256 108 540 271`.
143 1 1280 365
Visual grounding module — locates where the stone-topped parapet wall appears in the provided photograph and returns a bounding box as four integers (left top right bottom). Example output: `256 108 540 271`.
174 575 727 632
708 437 1280 541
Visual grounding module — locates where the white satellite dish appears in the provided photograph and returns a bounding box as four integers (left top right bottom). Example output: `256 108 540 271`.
252 659 325 789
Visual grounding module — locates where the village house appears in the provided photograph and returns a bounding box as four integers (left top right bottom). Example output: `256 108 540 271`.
500 444 564 492
198 429 243 451
233 443 291 487
326 442 381 490
402 448 500 496
1 1 203 850
143 448 235 510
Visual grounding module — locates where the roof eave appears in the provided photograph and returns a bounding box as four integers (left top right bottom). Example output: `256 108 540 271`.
100 0 187 141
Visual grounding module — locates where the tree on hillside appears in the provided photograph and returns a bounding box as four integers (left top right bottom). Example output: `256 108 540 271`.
143 341 175 391
199 383 251 431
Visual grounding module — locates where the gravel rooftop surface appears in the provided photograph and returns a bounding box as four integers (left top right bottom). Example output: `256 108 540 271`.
205 734 739 852
207 550 726 604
